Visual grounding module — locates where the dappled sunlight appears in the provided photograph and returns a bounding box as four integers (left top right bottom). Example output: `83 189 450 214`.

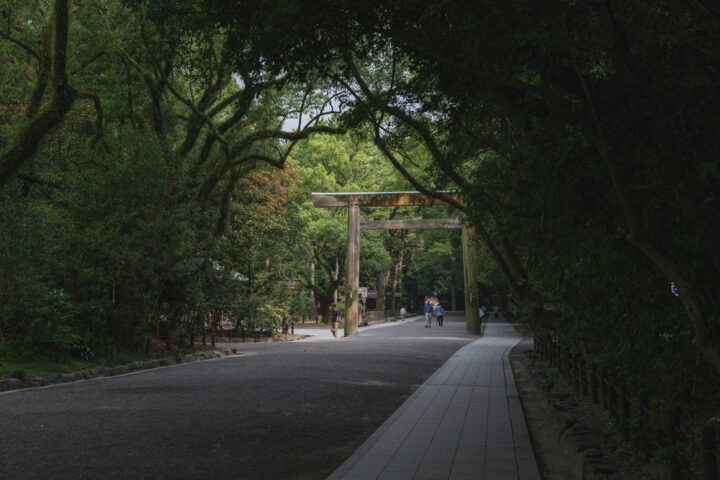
391 336 470 342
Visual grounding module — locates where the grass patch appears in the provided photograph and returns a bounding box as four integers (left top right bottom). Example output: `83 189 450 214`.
0 343 147 379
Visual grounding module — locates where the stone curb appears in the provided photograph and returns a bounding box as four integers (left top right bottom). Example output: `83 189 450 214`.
0 348 241 393
210 334 309 343
524 356 619 480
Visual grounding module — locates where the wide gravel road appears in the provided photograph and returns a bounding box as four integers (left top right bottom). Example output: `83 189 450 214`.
0 313 475 480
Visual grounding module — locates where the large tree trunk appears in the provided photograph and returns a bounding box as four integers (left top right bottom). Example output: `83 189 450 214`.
377 266 390 311
318 293 333 324
0 0 77 186
391 250 405 312
308 255 317 323
26 21 52 119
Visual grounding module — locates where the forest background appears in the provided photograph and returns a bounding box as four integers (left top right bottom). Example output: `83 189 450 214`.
1 0 719 474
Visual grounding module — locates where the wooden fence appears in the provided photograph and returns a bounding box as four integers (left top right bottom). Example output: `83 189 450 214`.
534 331 718 480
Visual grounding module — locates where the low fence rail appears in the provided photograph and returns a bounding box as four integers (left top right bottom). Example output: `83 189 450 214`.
534 331 718 480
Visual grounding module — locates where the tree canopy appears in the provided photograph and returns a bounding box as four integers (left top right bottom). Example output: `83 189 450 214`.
1 0 719 472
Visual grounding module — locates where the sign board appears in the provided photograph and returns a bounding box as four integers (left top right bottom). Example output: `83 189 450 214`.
359 287 368 298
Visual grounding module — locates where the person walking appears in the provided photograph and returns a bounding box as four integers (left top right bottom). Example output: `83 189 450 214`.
424 299 433 328
330 304 341 338
435 304 445 326
400 306 407 320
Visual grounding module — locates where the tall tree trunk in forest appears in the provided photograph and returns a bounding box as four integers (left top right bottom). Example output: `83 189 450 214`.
319 295 331 324
313 248 344 324
451 284 457 311
26 21 52 119
308 255 317 323
377 266 390 312
391 250 405 312
0 0 77 186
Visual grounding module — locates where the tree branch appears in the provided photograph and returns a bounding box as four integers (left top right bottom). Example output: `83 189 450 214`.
345 56 467 188
371 122 466 211
71 48 107 74
0 30 40 61
0 0 76 187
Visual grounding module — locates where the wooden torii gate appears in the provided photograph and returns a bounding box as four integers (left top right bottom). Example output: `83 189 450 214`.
311 191 480 336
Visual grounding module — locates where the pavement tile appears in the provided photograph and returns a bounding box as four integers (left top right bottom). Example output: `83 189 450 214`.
450 461 484 477
385 425 414 437
454 445 485 464
411 424 441 435
421 451 456 463
367 439 403 456
430 432 459 446
384 453 423 472
484 448 516 462
448 474 483 480
437 422 466 435
340 474 377 480
396 441 431 457
483 457 517 472
342 454 393 478
414 467 451 479
458 436 485 449
377 471 415 480
481 470 517 480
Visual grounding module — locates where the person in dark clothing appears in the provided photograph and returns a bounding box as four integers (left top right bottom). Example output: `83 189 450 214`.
435 304 445 326
331 305 340 338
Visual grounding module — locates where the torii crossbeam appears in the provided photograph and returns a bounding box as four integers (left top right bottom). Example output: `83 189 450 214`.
311 191 480 336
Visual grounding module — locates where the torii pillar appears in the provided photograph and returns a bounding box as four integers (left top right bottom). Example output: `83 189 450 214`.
345 204 361 336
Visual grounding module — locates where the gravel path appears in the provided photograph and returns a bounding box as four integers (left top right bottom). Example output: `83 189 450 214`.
0 313 475 480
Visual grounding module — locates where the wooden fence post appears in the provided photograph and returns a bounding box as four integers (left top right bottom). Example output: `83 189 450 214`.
580 357 588 395
668 407 682 480
703 424 718 480
590 364 599 402
619 389 631 440
608 383 618 416
621 391 630 418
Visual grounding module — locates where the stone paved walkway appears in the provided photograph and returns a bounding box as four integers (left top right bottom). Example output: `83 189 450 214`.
328 319 541 480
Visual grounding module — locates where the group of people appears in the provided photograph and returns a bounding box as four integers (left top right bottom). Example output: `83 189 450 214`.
423 299 445 327
479 305 500 322
330 300 498 337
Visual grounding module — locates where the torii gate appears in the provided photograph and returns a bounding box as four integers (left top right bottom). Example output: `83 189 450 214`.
311 191 480 336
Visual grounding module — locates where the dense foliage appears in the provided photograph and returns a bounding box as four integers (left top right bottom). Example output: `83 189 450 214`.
0 0 458 359
2 0 719 473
